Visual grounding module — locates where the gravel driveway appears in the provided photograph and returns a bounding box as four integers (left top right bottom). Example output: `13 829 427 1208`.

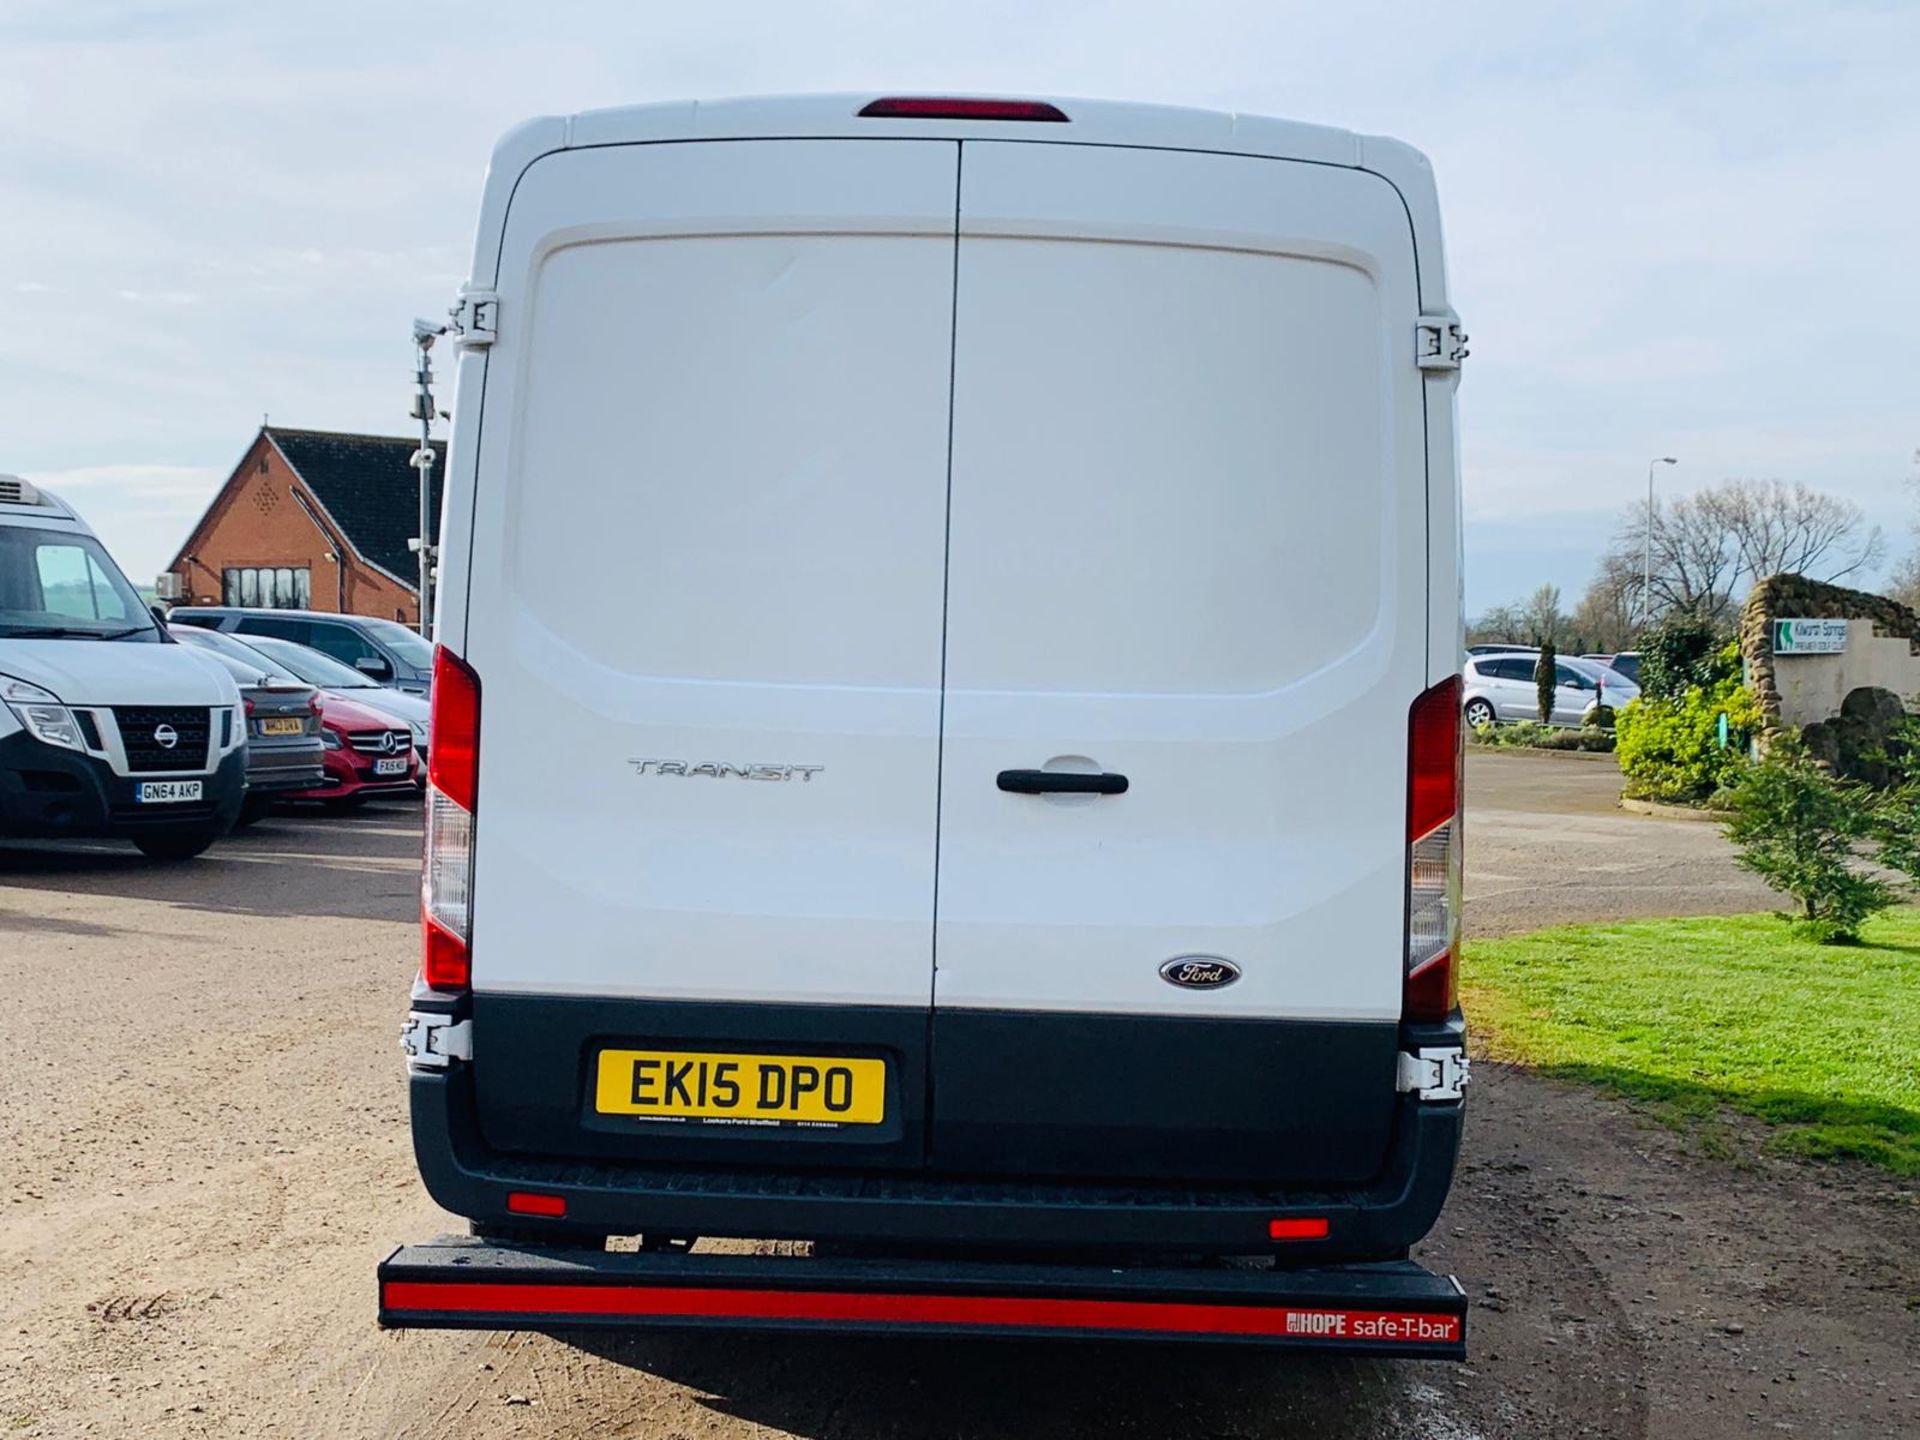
0 757 1913 1439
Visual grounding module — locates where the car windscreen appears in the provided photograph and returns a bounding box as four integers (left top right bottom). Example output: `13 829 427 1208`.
244 635 380 690
1562 655 1635 690
185 647 273 686
359 618 432 670
0 524 159 641
171 623 282 671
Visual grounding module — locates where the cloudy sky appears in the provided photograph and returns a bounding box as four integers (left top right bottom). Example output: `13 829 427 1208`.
2 0 1915 613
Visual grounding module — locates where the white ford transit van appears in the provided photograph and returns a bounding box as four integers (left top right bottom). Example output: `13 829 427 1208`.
0 478 247 859
383 95 1470 1355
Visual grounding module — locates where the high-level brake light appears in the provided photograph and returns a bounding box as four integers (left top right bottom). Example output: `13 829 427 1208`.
1405 676 1462 1023
422 645 480 993
857 97 1069 122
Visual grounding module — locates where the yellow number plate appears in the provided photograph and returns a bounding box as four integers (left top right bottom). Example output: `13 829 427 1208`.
593 1049 886 1126
258 717 304 735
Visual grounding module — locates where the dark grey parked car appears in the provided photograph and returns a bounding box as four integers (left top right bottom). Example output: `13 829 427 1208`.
168 608 433 695
170 629 325 824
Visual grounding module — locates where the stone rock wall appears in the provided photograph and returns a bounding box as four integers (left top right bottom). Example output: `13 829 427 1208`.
1739 574 1920 726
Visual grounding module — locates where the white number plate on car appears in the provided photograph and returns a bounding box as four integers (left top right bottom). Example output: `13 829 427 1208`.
373 757 409 776
137 780 203 804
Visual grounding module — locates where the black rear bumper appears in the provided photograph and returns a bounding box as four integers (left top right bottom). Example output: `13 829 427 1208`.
377 1237 1467 1357
408 1057 1462 1259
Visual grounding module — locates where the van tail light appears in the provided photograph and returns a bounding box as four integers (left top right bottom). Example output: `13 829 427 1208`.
429 645 480 812
422 646 480 993
1405 675 1463 1022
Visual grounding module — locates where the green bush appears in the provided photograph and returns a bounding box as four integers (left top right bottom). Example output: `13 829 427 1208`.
1534 640 1557 723
1638 615 1734 702
1721 735 1895 943
1872 722 1920 883
1615 663 1762 804
1471 720 1616 753
1877 781 1920 886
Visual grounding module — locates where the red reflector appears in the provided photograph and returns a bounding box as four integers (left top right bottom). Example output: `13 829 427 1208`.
428 645 481 813
1268 1217 1331 1241
858 97 1068 122
1408 675 1462 841
1404 949 1457 1023
505 1191 567 1218
380 1280 1461 1344
422 917 470 991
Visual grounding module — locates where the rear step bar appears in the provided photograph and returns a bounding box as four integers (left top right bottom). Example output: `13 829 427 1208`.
378 1237 1467 1357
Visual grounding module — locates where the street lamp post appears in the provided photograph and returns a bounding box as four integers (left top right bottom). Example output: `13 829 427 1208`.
1642 456 1678 624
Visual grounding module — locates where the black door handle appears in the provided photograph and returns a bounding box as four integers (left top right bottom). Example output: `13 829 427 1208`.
997 769 1129 796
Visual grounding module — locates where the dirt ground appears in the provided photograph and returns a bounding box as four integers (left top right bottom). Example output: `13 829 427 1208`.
1 753 1915 1439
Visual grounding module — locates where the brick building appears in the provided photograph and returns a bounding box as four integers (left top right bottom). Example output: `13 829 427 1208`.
164 426 443 621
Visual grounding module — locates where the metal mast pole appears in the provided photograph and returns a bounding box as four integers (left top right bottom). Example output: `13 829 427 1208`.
410 330 439 639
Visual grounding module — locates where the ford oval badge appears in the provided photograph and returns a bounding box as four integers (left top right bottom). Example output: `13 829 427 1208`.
1159 956 1241 990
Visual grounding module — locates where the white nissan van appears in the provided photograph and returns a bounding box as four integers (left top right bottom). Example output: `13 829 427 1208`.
384 95 1471 1355
0 478 247 858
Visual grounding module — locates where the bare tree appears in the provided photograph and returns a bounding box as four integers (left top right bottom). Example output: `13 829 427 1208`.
1605 476 1881 627
1571 554 1637 652
1613 491 1740 620
1888 552 1920 613
1467 601 1528 646
1704 478 1883 585
1469 585 1569 649
1887 449 1920 612
1521 583 1564 645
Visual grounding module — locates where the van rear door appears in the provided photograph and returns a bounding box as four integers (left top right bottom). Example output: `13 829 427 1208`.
929 143 1430 1184
460 140 959 1167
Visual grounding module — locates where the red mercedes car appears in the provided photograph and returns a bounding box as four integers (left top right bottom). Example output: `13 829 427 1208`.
286 691 419 809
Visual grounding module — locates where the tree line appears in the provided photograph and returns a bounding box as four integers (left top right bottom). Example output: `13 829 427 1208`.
1472 470 1918 653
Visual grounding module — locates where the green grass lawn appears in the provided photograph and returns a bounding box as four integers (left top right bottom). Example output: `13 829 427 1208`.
1464 908 1920 1173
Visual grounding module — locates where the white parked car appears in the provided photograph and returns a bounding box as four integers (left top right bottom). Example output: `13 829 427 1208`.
0 477 247 858
381 94 1471 1356
1461 651 1639 728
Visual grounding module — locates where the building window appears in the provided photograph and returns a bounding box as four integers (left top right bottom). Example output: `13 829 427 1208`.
222 566 311 609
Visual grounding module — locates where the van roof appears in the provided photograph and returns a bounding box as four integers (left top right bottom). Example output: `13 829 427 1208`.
0 476 81 524
546 94 1383 167
471 94 1450 314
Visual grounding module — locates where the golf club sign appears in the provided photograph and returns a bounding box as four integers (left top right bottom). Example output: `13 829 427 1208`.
1772 618 1849 656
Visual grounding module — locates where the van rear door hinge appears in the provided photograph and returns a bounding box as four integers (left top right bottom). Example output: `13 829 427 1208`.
402 1012 472 1069
1397 1047 1469 1101
1415 317 1468 372
449 287 498 351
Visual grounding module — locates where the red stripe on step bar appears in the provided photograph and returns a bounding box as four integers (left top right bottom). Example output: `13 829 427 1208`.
382 1281 1461 1343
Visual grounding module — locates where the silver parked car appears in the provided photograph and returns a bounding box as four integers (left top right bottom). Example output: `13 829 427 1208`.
170 630 326 822
233 634 430 764
1461 652 1639 728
